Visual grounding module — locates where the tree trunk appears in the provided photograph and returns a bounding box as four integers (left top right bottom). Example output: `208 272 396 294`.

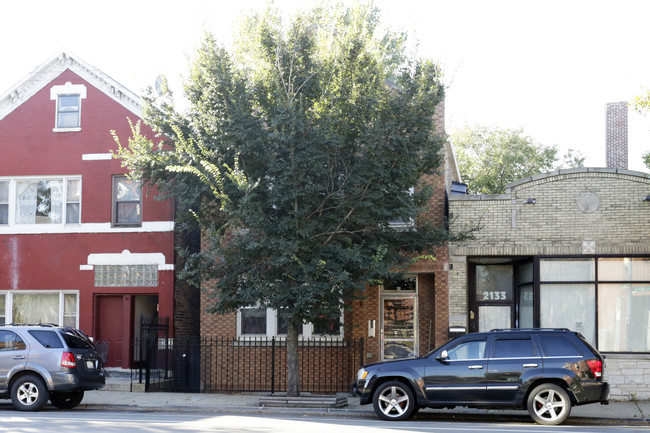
286 322 300 397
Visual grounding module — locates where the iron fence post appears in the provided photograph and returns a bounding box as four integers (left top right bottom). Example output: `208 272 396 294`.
271 336 276 394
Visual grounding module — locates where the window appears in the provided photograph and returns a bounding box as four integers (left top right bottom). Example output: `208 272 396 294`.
538 335 581 357
113 176 142 226
0 181 8 225
50 82 86 131
2 177 81 225
1 291 78 327
28 330 64 349
57 94 81 128
238 307 343 339
494 338 535 358
447 339 486 360
240 308 267 335
0 294 5 325
0 331 26 351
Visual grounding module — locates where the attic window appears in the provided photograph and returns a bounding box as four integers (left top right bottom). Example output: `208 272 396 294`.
50 82 87 132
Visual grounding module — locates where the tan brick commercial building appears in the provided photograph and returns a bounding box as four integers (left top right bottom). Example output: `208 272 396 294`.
449 168 650 400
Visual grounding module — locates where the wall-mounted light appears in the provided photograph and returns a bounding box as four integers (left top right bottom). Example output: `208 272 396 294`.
643 195 650 202
523 198 536 205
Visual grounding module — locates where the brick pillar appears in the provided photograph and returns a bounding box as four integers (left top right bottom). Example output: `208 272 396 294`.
605 102 628 169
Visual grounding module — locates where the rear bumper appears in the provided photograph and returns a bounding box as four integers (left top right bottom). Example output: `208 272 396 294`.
577 381 609 405
52 372 105 391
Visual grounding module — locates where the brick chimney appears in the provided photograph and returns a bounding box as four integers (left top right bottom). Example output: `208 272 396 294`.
605 102 628 169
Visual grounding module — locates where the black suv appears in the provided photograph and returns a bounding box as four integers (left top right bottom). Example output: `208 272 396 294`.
0 325 105 411
353 328 609 425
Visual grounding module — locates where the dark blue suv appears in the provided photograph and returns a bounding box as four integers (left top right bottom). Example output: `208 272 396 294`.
353 328 609 425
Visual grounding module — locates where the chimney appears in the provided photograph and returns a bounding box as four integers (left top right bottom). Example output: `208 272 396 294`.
605 102 628 169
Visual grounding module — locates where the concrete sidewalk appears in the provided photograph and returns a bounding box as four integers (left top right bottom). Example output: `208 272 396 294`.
79 389 649 424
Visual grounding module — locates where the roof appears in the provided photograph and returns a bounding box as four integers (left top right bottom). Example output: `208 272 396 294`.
0 50 141 121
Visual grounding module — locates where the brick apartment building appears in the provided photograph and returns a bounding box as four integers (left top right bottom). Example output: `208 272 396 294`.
448 102 650 400
199 103 462 391
0 51 179 368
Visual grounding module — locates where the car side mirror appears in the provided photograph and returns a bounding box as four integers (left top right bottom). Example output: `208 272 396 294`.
437 350 449 362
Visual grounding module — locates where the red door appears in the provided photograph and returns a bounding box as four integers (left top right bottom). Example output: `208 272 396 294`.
97 296 124 367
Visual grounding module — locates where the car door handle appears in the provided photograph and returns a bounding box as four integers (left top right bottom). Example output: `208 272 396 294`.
468 365 484 369
523 363 538 368
12 356 25 360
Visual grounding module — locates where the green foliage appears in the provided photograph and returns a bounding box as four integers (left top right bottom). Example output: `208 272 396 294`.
115 2 463 384
631 91 650 171
451 125 584 194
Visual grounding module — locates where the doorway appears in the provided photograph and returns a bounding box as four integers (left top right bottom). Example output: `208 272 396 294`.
96 295 124 367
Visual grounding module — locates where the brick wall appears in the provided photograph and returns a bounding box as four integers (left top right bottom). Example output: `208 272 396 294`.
448 168 650 399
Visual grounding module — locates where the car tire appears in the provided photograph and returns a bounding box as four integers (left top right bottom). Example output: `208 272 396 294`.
372 380 416 421
11 375 49 411
50 390 85 409
527 383 572 425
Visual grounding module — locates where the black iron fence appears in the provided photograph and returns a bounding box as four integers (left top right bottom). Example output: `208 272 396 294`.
134 336 364 394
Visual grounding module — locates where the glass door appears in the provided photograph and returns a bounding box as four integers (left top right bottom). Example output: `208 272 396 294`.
381 297 416 360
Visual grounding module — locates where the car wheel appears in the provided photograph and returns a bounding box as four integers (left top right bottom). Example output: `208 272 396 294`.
527 383 572 425
50 390 85 409
372 380 416 421
11 375 49 411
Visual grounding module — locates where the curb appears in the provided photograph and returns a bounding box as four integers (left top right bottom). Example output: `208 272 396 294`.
77 403 649 425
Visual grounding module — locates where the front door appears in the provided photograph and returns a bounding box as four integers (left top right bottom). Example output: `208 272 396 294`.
96 296 124 367
469 262 514 332
381 297 416 360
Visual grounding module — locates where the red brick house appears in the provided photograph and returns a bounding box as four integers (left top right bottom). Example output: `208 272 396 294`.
0 51 176 368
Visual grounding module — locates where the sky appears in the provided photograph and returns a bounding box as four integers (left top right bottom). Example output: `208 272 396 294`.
1 0 649 172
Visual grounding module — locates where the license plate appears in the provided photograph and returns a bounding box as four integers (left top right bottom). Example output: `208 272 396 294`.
86 360 95 370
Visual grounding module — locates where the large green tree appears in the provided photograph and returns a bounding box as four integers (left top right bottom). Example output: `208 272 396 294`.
115 2 466 396
451 125 585 194
631 92 650 170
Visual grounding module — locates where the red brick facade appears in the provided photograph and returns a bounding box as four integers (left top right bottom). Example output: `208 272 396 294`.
0 53 177 368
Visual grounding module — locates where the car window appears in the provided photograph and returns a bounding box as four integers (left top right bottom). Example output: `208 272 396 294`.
28 330 64 348
0 330 26 351
447 340 486 360
494 338 535 358
538 335 582 356
61 332 95 350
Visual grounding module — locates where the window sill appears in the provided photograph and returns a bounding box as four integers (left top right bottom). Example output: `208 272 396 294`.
53 127 81 133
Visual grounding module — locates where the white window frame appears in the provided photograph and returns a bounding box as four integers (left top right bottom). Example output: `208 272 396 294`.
0 291 79 327
237 306 344 340
0 176 82 227
50 82 87 132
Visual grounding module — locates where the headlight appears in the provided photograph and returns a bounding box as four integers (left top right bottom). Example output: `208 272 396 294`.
357 368 368 381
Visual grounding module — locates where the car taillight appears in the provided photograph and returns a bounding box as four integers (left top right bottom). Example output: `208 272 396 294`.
586 359 602 378
61 352 77 368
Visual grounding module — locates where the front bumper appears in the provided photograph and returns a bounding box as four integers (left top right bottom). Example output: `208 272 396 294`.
351 380 373 405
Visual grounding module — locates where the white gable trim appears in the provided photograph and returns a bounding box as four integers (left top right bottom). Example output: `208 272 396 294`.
0 50 142 121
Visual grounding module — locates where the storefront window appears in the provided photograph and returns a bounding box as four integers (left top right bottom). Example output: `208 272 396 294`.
540 258 595 281
598 258 650 281
598 284 650 352
540 283 596 345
